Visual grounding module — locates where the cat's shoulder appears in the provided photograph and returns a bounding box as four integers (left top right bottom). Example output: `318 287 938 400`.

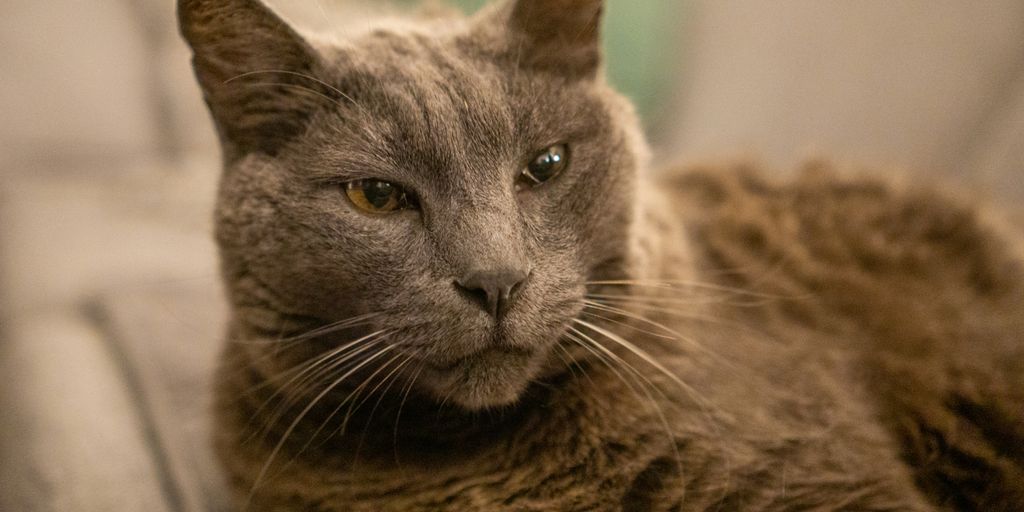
663 160 1024 298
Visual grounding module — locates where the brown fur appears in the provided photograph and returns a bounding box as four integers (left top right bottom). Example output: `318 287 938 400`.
179 0 1024 510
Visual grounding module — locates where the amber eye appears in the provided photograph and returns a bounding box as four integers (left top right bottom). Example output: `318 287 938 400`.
344 179 415 214
521 144 569 187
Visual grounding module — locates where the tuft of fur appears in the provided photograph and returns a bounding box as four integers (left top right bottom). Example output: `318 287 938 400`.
179 0 1024 510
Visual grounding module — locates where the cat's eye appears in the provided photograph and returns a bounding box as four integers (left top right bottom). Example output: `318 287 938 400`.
344 179 415 214
520 144 570 188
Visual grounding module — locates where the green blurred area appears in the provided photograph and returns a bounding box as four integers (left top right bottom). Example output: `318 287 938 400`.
403 0 686 128
600 0 686 127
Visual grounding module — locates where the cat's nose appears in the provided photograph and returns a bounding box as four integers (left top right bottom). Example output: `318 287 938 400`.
455 268 529 321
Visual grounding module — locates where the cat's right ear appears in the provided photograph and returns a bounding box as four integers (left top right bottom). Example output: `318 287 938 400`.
178 0 330 159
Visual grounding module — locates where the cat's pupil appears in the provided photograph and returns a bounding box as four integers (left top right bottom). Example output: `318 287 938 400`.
527 145 568 183
363 181 396 208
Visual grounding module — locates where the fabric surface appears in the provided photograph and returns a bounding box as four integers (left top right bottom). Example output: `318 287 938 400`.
92 282 231 512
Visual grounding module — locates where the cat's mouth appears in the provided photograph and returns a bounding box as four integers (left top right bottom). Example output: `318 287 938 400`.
394 283 586 410
416 344 546 410
425 345 535 372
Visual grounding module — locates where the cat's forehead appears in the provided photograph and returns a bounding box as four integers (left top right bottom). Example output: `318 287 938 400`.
338 28 517 115
284 15 625 195
313 26 588 180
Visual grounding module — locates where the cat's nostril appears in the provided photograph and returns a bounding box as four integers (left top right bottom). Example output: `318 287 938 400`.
455 268 529 321
454 284 491 315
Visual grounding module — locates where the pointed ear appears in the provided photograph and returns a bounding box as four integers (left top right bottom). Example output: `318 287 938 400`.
501 0 605 77
178 0 331 158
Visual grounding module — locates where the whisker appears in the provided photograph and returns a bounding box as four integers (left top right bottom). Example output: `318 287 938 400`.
234 317 383 412
565 328 683 477
259 342 391 435
278 313 382 342
224 69 365 113
230 313 380 379
564 330 646 402
583 299 785 402
586 299 780 342
572 318 709 407
253 332 391 444
583 300 722 351
551 342 582 381
232 81 347 110
312 0 330 24
580 308 676 340
246 343 398 508
342 354 413 437
251 329 387 412
584 279 805 300
352 356 416 463
581 300 738 369
292 352 411 465
572 319 734 495
585 292 776 308
393 362 426 467
557 340 595 388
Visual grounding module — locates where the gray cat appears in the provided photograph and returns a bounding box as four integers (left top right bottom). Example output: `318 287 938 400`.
178 0 1024 510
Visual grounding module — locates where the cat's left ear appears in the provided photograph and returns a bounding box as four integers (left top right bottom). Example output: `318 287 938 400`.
485 0 604 78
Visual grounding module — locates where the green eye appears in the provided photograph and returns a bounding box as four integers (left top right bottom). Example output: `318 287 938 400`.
521 144 569 187
344 179 415 214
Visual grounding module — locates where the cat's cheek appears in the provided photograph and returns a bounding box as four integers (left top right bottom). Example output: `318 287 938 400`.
228 194 433 322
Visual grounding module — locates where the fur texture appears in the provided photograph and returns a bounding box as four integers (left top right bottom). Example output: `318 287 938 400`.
178 0 1024 510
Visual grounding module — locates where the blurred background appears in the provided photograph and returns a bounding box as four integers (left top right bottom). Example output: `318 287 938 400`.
1 1 1022 510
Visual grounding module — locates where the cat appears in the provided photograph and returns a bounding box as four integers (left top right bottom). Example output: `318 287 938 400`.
178 0 1024 510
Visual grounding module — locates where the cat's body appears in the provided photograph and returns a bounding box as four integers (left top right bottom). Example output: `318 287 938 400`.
179 0 1024 510
214 164 1024 511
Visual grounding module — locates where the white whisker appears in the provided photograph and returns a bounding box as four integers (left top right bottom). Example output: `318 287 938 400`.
246 343 398 508
392 362 426 468
572 318 709 407
581 300 742 372
566 327 683 477
572 318 734 498
585 279 806 301
251 330 391 439
225 69 367 114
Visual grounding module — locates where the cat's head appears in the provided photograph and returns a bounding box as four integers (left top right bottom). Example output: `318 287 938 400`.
180 0 648 410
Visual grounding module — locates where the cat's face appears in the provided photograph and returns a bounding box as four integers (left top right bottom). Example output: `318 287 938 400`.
181 0 646 409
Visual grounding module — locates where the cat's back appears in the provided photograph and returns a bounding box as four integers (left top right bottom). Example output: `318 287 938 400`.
665 161 1024 510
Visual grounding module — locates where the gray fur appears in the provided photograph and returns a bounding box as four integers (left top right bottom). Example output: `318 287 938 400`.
179 0 1024 510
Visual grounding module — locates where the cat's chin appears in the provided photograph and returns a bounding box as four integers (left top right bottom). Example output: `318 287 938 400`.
421 346 543 411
